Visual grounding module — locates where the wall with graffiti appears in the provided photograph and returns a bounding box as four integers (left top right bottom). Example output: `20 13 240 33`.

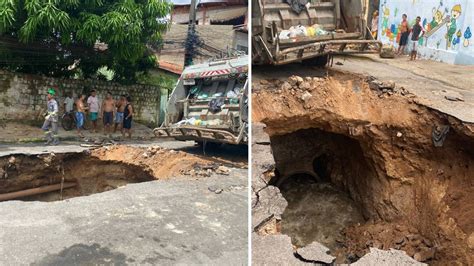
378 0 473 65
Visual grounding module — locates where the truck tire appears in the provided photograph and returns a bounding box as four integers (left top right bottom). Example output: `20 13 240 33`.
303 54 329 67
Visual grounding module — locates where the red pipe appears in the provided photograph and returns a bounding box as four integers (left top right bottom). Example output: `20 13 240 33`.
0 182 77 201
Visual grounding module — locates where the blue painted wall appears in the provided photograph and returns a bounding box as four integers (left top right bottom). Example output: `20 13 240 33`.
378 0 473 65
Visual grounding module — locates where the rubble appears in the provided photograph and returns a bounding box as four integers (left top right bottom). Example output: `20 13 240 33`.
380 45 396 58
208 186 223 194
300 91 312 102
252 234 305 265
252 186 287 232
353 248 426 265
180 162 232 177
295 241 335 264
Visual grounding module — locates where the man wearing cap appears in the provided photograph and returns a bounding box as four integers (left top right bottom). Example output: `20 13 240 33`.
42 88 60 145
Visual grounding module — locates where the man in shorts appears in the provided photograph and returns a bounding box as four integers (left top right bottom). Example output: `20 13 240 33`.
87 89 100 133
75 94 87 138
411 16 425 61
397 14 410 55
42 88 59 145
114 95 126 133
102 91 115 136
122 96 134 139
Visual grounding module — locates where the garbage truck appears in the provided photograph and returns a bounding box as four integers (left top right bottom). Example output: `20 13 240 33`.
153 55 248 145
252 0 382 66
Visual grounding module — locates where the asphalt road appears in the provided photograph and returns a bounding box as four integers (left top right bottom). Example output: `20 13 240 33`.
0 173 248 265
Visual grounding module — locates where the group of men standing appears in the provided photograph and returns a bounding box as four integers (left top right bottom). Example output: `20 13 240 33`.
371 11 425 61
43 88 134 145
397 14 425 61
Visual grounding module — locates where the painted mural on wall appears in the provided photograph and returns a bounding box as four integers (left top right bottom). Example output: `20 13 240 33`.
378 0 474 64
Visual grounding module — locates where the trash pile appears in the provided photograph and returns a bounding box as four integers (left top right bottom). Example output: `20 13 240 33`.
189 85 243 103
279 24 330 40
172 80 245 127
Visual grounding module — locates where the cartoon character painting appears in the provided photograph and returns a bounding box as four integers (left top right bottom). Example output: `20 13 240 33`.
429 7 445 30
452 30 462 48
446 4 462 49
381 3 390 36
464 27 472 47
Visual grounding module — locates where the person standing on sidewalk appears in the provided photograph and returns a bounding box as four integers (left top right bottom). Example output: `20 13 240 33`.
410 16 425 61
397 14 410 55
114 95 126 133
371 11 379 39
101 91 115 137
42 88 59 145
122 96 134 139
63 92 74 114
87 89 100 133
75 94 87 138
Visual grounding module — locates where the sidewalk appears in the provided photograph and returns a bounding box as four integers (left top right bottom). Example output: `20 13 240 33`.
0 121 156 143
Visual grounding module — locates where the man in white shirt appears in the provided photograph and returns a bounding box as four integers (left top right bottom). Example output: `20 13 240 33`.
87 89 100 133
63 92 74 113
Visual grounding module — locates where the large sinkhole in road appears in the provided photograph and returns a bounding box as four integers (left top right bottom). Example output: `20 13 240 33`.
269 128 377 251
0 153 155 202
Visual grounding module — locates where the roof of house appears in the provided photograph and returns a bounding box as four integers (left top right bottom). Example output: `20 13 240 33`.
156 24 235 74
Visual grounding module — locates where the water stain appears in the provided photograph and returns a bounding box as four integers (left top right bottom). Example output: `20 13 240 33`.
33 243 128 266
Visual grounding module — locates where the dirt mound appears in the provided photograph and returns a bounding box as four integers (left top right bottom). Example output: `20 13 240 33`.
91 145 210 178
253 72 474 265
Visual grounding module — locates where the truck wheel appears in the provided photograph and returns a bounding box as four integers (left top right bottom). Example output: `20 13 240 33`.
303 55 329 67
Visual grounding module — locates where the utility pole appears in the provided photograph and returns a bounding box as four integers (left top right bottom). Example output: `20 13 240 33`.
184 0 198 67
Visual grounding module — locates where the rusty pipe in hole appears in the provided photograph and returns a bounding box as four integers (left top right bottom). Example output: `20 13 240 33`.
0 182 76 201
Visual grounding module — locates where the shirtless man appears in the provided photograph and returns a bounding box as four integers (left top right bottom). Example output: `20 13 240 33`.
398 14 410 55
114 95 126 133
102 91 115 136
75 94 87 138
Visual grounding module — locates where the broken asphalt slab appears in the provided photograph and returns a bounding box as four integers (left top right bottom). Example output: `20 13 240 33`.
0 173 248 265
252 234 305 265
352 248 426 266
295 241 335 264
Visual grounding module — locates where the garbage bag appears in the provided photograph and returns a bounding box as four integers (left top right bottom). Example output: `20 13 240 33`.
279 30 291 40
286 0 309 14
208 97 225 113
289 25 306 37
175 117 196 126
197 93 208 100
226 90 238 98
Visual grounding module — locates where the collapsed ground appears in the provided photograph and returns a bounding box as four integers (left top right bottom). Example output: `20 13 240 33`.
252 71 474 265
0 145 241 202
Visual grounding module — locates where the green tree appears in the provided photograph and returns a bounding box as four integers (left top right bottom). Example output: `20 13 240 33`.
0 0 171 84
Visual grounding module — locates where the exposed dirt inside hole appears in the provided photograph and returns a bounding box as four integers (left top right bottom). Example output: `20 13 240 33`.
0 145 224 202
253 72 474 265
278 175 364 252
